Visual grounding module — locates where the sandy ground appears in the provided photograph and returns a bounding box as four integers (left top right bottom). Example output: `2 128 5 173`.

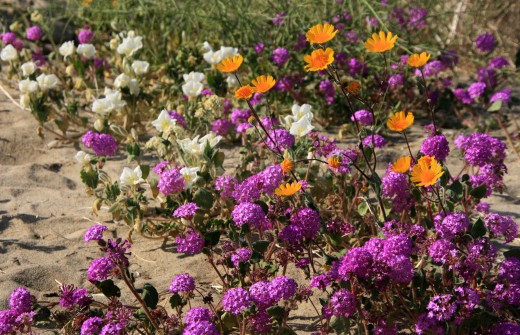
0 84 519 333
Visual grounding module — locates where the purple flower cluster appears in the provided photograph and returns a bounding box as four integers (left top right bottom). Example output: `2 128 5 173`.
348 57 368 76
428 239 458 265
490 88 512 104
158 168 184 195
215 175 237 198
87 257 116 281
82 130 118 156
78 29 94 44
185 307 214 324
232 165 283 203
222 288 251 314
467 82 486 99
272 48 290 67
489 57 509 69
231 247 252 267
453 88 474 104
173 202 198 219
382 171 412 212
169 273 195 294
484 213 518 243
84 224 108 243
362 134 386 148
176 229 205 254
427 294 457 321
475 32 496 53
351 109 373 126
26 26 43 41
455 133 506 167
81 317 104 335
319 79 335 105
232 202 266 228
266 129 295 151
388 74 404 89
211 118 231 136
415 60 443 78
420 134 450 162
408 8 428 29
168 110 188 128
59 285 92 309
477 67 497 87
330 289 357 317
435 213 470 239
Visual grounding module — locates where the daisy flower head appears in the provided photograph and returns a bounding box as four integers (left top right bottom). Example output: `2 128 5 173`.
234 85 255 99
407 52 431 68
304 48 334 72
275 182 302 197
306 23 338 44
387 111 414 132
251 75 276 93
364 31 397 53
217 54 243 73
410 156 444 187
391 156 411 173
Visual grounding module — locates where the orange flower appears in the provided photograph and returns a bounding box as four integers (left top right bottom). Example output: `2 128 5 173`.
234 85 254 99
346 81 361 94
391 156 411 173
251 75 276 93
82 0 93 6
364 31 398 53
387 111 414 132
304 48 334 72
280 159 294 174
275 181 302 196
217 55 243 73
407 52 431 68
410 156 444 187
306 23 338 44
327 156 341 172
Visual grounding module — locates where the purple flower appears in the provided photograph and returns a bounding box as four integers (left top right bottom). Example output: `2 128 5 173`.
26 26 43 41
153 161 169 175
231 248 252 267
269 276 297 301
81 131 118 156
362 135 386 148
210 119 231 137
231 108 250 125
338 247 373 278
420 134 450 162
183 321 219 335
272 48 290 67
330 289 357 317
344 31 359 44
415 313 442 335
73 288 92 307
249 311 272 334
453 88 473 104
498 257 520 283
417 60 443 78
351 109 373 125
455 133 506 167
439 50 459 69
272 12 287 26
232 202 265 228
348 58 368 76
254 42 265 54
173 202 199 219
484 213 518 243
250 281 276 309
9 288 32 313
158 168 184 195
319 79 335 105
81 316 104 335
184 307 214 324
265 129 295 151
475 32 496 53
222 288 251 314
467 82 486 99
78 29 94 44
2 32 16 44
490 322 520 335
215 175 237 198
169 273 196 294
408 8 428 29
427 294 457 321
428 239 458 265
87 257 116 281
435 213 470 239
477 67 497 87
100 323 125 335
176 229 205 254
388 74 404 89
290 208 321 239
168 111 188 128
309 274 330 290
489 57 509 69
490 88 512 104
366 16 379 26
84 225 108 243
279 225 303 245
232 175 262 203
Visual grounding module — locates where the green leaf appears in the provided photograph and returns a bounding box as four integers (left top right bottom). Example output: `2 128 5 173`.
267 306 285 323
95 279 121 298
487 100 502 112
204 230 221 247
252 240 270 253
330 315 351 335
213 151 225 167
470 218 487 238
141 283 159 309
357 200 369 216
470 185 487 199
193 188 214 209
140 165 150 180
80 168 99 189
446 180 463 201
169 293 186 308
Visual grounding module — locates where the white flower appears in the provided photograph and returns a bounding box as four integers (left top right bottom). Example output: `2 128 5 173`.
20 61 36 76
226 75 239 88
76 44 96 59
104 88 126 111
59 41 75 59
201 41 212 52
285 103 313 127
18 79 38 93
75 151 92 165
182 81 203 97
203 50 222 65
177 136 203 155
151 109 176 132
120 166 145 186
220 46 238 59
127 78 140 95
182 71 205 83
1 44 18 61
19 94 30 109
92 98 113 115
114 73 131 88
290 115 314 137
131 60 149 75
117 34 143 57
36 74 59 91
199 132 222 148
180 166 200 189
